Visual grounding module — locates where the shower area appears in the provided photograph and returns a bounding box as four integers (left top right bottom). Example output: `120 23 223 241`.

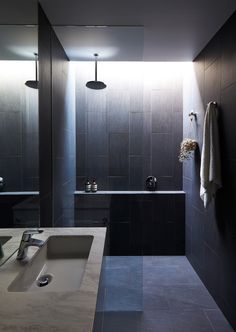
74 61 186 329
74 61 185 255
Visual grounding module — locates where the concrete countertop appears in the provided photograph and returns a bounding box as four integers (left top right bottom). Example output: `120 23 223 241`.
0 227 106 332
0 229 23 266
0 192 39 195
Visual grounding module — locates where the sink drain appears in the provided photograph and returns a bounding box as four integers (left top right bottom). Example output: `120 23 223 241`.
37 274 53 287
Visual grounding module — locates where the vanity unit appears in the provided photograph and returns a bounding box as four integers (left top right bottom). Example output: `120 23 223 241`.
0 227 106 331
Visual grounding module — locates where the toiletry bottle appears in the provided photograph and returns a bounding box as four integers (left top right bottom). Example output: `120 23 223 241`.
91 179 97 192
85 178 91 192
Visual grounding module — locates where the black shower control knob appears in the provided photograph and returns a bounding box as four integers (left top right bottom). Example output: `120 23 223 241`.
146 176 157 191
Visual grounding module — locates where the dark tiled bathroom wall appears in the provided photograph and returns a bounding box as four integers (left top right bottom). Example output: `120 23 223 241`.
75 193 185 255
39 5 75 227
184 11 236 330
76 63 183 191
0 63 38 191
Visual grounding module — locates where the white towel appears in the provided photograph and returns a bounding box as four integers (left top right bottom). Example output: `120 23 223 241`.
200 102 222 208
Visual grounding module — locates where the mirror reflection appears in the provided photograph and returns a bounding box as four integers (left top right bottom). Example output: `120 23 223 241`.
0 24 39 236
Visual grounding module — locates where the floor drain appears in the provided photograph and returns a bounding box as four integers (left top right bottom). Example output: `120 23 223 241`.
37 274 53 287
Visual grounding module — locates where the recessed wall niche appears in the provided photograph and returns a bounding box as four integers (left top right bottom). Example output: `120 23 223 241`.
75 61 186 191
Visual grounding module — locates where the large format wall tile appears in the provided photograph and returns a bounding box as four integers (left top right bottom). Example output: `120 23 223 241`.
75 193 185 256
109 133 129 176
151 90 172 134
39 4 75 227
0 63 39 191
76 62 183 190
184 10 236 331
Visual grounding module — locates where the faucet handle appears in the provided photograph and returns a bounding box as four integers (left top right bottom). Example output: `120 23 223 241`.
22 229 43 241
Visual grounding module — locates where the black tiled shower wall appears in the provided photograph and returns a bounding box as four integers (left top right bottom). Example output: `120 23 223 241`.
76 63 183 191
0 64 38 191
183 10 236 331
75 193 185 255
38 4 75 227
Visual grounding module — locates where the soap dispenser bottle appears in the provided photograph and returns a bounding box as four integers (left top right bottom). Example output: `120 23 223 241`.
85 178 91 192
91 179 97 192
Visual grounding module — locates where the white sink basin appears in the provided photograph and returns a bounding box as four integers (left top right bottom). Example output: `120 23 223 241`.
8 235 93 292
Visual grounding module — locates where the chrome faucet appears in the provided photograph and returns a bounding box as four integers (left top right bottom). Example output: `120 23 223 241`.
17 229 44 260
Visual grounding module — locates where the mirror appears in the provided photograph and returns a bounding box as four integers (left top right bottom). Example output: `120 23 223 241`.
0 1 39 262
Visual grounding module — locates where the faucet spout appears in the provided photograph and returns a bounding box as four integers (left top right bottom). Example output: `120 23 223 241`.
17 229 44 261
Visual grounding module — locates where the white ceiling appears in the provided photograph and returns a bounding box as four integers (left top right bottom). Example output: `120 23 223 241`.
0 0 236 61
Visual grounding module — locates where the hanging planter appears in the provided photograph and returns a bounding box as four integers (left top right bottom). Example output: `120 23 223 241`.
179 138 198 162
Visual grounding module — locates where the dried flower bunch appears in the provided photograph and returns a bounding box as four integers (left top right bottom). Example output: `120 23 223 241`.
179 138 197 162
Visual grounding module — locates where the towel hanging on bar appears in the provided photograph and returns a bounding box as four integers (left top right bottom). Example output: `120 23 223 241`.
200 101 222 208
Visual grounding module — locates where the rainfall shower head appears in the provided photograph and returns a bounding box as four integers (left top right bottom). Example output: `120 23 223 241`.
25 80 38 89
86 80 106 89
86 53 106 90
25 53 39 89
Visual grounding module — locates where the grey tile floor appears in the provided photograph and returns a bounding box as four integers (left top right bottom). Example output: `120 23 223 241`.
93 256 233 332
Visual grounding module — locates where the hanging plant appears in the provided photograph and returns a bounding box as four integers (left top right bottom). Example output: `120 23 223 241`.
179 138 198 162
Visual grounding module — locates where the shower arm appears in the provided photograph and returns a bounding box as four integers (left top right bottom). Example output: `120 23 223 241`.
35 59 38 82
34 52 38 82
95 57 97 82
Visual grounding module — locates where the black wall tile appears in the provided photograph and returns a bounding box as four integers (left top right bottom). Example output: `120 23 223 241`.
75 193 185 256
39 4 75 227
142 112 152 157
38 4 53 226
76 64 183 190
129 156 143 190
110 195 130 223
108 176 129 190
86 155 108 189
87 90 106 113
87 111 108 155
185 10 236 330
220 84 236 159
107 90 130 133
151 90 172 133
109 133 129 176
0 157 22 191
204 59 221 105
152 133 172 178
110 222 131 255
76 133 86 176
76 90 86 133
130 112 143 155
221 14 236 90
